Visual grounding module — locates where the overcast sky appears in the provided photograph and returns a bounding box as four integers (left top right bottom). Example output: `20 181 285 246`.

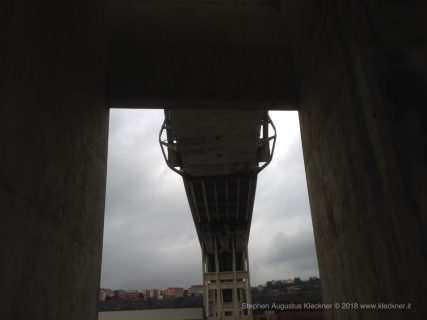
100 109 319 290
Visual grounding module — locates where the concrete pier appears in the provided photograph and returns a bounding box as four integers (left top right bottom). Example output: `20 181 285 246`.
1 1 426 319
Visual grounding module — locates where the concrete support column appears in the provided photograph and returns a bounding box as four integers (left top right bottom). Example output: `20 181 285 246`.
202 250 209 319
280 1 427 319
214 237 222 318
0 1 110 319
244 248 253 319
231 236 239 317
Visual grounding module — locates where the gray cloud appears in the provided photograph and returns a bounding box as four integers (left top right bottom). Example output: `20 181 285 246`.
100 110 318 290
267 230 318 273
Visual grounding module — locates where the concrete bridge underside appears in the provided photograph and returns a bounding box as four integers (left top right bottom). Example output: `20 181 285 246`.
160 110 275 319
1 1 427 320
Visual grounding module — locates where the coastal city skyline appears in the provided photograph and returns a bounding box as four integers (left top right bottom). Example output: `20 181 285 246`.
101 110 319 289
100 275 319 292
99 276 320 300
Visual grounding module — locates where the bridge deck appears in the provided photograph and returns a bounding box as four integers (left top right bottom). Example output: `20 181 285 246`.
160 110 275 319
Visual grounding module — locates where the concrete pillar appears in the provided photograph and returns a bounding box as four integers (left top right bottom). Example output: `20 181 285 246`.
231 236 239 317
0 1 110 319
244 248 253 319
202 251 209 319
280 1 427 319
214 237 222 318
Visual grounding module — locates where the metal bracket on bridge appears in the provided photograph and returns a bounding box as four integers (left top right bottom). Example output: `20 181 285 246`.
159 111 184 177
256 112 277 173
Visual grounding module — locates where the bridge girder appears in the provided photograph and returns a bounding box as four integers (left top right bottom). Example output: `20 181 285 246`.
160 110 276 319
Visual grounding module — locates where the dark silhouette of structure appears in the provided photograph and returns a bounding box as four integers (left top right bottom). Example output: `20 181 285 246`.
1 1 426 319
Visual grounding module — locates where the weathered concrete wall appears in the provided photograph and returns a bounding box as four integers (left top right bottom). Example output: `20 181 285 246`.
280 1 427 319
0 1 110 319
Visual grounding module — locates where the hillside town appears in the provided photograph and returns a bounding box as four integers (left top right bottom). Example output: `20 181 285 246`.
99 277 323 318
98 284 204 311
99 285 203 302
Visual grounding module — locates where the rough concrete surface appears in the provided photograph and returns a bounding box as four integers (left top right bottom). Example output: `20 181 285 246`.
0 1 110 319
280 1 427 319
